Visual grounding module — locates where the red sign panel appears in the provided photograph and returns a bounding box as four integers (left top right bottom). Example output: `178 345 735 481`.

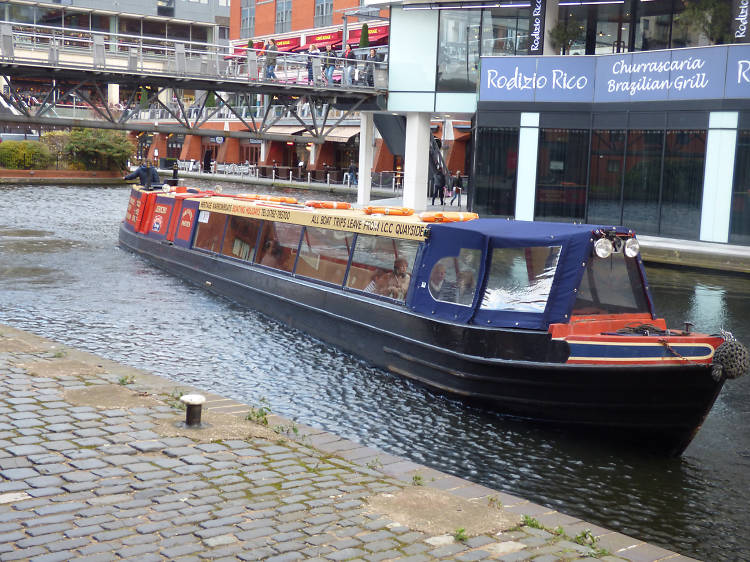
176 207 196 241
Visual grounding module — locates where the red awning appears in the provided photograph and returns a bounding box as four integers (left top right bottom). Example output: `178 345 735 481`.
299 30 342 50
347 25 389 47
224 45 247 60
275 36 300 52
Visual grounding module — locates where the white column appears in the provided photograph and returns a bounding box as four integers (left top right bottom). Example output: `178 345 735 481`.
700 112 738 243
357 112 374 205
260 140 269 162
403 111 431 211
107 84 119 106
308 142 317 166
515 113 540 221
543 0 560 56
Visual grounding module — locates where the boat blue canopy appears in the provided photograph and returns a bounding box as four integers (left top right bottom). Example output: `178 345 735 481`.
409 219 636 329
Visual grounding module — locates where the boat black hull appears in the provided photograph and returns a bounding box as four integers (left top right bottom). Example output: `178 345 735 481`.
119 225 725 456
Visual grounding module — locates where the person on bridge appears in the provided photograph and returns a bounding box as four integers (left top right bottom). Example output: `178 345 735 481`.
342 44 356 86
124 160 160 190
323 45 337 85
306 44 320 85
264 39 278 80
365 48 378 87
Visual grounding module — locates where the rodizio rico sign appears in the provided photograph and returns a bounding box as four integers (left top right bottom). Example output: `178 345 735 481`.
527 0 547 55
480 44 750 103
735 0 749 43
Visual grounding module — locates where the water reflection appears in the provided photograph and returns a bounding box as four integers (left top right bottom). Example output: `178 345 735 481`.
0 184 748 560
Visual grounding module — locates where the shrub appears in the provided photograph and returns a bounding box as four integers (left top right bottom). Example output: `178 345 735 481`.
0 140 54 169
64 128 135 171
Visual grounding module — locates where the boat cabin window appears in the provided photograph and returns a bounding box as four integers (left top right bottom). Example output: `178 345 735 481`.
481 246 561 312
428 249 481 306
255 222 303 273
221 216 262 262
346 234 419 302
194 211 227 253
573 253 650 315
296 226 355 285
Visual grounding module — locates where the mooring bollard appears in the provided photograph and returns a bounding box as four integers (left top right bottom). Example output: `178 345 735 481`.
179 394 206 427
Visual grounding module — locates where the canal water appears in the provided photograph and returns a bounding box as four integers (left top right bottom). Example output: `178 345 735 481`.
0 183 748 561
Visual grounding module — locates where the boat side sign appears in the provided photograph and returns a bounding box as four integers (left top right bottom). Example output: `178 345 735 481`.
197 199 428 242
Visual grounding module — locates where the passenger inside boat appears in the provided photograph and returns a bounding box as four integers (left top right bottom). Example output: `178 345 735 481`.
372 258 411 300
259 239 285 269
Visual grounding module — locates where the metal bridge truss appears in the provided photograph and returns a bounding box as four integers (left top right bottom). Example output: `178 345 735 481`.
0 76 371 144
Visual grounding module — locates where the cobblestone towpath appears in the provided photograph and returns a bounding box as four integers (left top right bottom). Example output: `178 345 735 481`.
0 324 695 562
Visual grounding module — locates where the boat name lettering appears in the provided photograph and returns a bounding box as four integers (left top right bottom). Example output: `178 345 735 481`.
154 205 169 214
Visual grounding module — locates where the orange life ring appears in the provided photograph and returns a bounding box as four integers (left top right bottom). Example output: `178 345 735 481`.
305 200 352 210
364 206 414 216
418 211 479 223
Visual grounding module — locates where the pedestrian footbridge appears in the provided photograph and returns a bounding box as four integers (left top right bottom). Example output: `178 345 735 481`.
0 22 387 142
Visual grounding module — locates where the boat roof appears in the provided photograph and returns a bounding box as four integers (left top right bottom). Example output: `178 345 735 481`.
432 218 633 243
414 219 638 328
195 195 429 241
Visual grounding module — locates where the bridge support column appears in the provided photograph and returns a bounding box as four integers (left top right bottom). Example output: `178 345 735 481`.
180 135 203 164
107 84 119 107
403 112 431 211
217 137 240 164
357 112 374 205
309 143 317 167
148 134 168 167
260 140 269 164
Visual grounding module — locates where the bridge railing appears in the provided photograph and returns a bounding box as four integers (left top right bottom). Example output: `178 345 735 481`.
0 22 387 92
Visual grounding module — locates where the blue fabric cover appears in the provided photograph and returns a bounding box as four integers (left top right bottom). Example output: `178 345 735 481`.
410 219 636 330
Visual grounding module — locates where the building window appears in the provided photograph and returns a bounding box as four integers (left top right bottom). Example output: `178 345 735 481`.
314 0 333 28
275 0 292 34
437 9 481 93
480 7 529 56
621 130 664 236
658 130 705 239
472 127 519 218
588 130 627 226
240 0 255 39
535 129 589 223
730 131 750 245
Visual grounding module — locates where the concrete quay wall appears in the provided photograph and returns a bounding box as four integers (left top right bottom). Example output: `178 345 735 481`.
0 324 695 561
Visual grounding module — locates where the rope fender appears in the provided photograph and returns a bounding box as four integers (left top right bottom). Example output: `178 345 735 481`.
711 340 750 381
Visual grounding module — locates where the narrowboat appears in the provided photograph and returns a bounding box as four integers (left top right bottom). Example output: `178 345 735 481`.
118 186 748 456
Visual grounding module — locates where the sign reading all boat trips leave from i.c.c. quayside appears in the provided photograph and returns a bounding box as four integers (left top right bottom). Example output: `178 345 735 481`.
480 44 750 103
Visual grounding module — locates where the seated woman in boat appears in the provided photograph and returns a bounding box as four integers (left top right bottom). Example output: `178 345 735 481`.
260 239 285 269
365 258 411 300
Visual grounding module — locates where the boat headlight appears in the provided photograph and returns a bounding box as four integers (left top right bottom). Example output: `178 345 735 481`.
594 237 613 259
162 183 170 192
624 238 640 258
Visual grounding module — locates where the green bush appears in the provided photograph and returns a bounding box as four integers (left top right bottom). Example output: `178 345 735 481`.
64 128 135 171
0 140 54 169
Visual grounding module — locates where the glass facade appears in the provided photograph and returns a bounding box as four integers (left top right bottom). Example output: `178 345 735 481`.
730 131 750 245
472 127 519 218
474 119 708 240
430 1 726 93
